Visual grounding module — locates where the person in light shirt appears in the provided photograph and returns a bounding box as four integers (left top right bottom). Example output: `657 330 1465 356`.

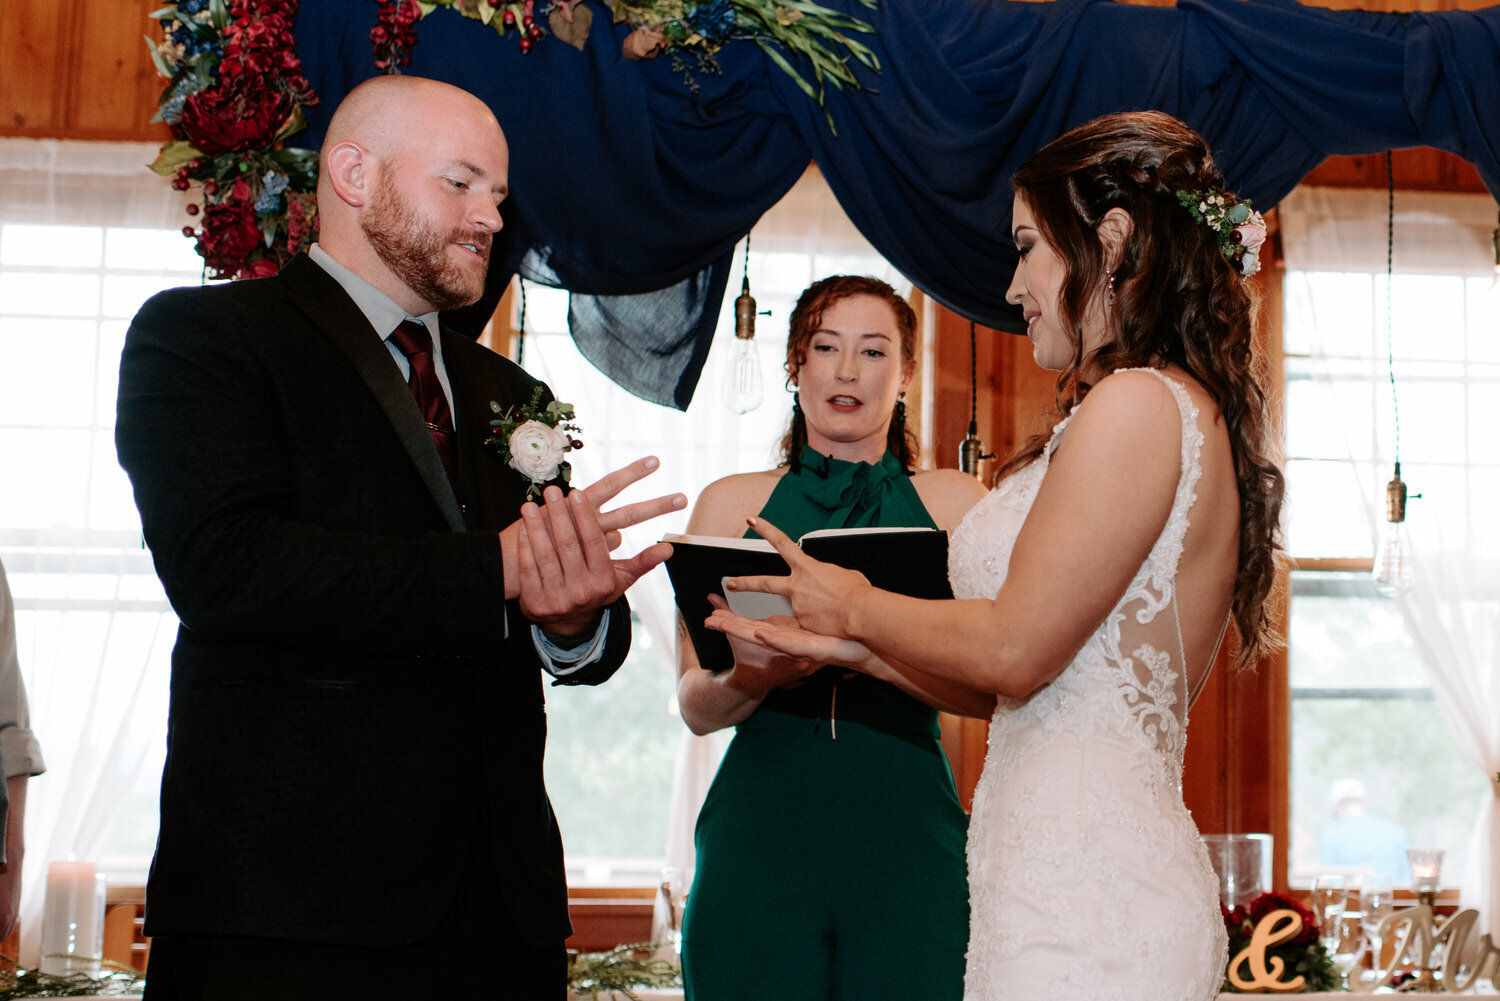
0 558 44 943
1319 777 1412 884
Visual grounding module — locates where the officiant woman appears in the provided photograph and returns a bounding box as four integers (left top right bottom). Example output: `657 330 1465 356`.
674 275 991 1001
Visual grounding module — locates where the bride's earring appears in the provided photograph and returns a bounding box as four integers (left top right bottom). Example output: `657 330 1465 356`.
1106 270 1116 307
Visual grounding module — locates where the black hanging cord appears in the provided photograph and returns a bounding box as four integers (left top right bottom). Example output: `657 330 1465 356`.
1385 153 1401 470
968 320 980 435
959 320 993 476
516 276 527 367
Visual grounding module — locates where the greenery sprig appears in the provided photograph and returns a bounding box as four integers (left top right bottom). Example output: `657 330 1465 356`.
0 958 144 998
568 942 681 1000
410 0 878 126
734 0 879 105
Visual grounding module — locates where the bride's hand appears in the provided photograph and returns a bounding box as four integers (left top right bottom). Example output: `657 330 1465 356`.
723 516 868 638
707 604 874 672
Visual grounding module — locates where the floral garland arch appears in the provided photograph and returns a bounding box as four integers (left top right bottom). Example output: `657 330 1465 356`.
148 0 878 281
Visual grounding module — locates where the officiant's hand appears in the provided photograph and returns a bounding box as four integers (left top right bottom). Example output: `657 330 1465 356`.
707 598 873 675
722 515 869 639
702 596 828 694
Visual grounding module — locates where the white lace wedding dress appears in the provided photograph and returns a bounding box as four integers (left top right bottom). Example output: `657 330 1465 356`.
949 368 1227 1001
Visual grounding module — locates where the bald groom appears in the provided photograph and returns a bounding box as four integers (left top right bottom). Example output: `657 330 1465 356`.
116 76 682 1000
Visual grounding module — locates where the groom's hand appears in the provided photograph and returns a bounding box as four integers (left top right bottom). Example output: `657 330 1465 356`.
500 456 684 633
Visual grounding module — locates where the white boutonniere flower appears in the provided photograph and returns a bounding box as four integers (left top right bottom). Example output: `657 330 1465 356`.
485 387 582 501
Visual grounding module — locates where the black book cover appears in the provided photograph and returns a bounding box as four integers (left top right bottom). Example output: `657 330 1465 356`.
663 528 950 672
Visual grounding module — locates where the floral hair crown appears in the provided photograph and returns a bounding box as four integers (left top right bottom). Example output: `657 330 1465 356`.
1174 189 1267 277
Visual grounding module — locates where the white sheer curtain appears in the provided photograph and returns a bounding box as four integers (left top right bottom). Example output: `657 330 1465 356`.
0 138 200 965
517 167 903 918
1279 187 1500 935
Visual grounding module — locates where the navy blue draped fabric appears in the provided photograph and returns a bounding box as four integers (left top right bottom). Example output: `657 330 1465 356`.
291 0 1500 409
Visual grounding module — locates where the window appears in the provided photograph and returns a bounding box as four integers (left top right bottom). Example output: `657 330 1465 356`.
1279 187 1500 890
0 140 207 929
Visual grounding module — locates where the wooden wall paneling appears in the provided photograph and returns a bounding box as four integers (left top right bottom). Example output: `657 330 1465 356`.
0 0 169 142
929 306 991 477
1301 149 1487 193
73 0 168 139
0 0 74 134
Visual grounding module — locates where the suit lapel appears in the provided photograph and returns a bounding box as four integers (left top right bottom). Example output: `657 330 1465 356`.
279 255 466 532
442 330 534 529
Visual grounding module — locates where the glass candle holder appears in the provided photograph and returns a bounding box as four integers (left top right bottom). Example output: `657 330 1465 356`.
1406 848 1444 902
38 860 106 977
1201 833 1273 910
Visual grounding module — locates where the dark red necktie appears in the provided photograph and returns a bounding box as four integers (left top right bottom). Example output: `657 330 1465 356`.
389 319 456 478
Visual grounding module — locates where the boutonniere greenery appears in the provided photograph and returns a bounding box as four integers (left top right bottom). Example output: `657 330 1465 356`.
486 387 582 501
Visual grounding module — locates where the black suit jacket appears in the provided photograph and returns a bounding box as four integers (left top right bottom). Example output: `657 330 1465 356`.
115 253 630 948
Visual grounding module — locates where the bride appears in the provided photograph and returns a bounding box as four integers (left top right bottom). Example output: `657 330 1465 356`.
708 111 1286 1001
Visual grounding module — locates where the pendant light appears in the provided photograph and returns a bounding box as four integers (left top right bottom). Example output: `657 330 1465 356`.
959 320 994 478
1372 153 1415 598
721 236 764 414
1490 209 1500 288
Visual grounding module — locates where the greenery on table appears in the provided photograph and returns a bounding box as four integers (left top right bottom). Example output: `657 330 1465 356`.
0 959 144 998
0 942 680 999
569 943 681 999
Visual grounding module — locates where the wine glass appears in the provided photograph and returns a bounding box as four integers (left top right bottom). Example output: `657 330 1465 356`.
659 866 693 954
1360 873 1394 974
1331 912 1367 989
1310 873 1348 954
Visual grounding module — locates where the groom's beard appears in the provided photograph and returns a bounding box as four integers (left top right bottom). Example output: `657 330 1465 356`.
362 170 492 312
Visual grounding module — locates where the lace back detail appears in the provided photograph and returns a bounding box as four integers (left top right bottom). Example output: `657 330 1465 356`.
1078 368 1204 781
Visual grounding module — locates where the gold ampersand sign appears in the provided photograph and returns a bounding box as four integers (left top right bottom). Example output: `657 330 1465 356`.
1228 909 1308 993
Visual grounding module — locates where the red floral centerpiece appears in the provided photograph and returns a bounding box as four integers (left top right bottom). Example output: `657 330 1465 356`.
1222 892 1342 993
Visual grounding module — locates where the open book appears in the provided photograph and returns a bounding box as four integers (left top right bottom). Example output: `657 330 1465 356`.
662 526 950 672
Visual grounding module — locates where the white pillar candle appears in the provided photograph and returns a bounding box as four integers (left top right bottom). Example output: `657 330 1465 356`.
38 859 106 977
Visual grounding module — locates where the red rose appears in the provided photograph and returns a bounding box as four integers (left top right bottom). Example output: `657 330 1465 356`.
239 259 281 280
196 202 264 277
178 81 291 154
1247 892 1319 946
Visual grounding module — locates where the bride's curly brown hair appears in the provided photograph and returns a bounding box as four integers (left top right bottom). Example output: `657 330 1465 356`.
1000 110 1286 669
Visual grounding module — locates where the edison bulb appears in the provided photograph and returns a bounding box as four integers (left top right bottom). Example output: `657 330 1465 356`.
722 335 763 413
1372 519 1415 597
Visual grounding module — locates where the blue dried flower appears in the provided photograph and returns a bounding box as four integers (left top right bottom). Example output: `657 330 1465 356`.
255 172 290 214
685 0 738 45
160 94 188 125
